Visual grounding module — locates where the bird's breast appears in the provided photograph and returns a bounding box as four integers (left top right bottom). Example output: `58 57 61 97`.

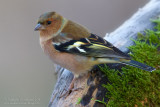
40 39 97 75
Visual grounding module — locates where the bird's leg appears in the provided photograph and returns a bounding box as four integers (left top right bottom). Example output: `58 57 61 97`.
59 76 83 98
68 76 76 92
70 76 83 92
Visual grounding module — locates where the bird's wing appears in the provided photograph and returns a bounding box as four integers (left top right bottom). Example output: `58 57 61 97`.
53 34 131 59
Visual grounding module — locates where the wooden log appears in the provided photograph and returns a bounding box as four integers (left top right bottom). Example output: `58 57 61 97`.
49 0 160 107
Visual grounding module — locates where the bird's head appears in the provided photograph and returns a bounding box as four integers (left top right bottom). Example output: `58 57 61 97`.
35 12 67 40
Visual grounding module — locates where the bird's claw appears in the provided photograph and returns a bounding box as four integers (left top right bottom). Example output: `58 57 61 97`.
59 87 83 98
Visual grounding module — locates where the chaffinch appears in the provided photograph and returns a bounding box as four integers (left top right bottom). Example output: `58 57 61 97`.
34 12 155 95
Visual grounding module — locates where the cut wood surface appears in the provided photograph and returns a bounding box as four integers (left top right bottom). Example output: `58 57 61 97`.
49 0 160 107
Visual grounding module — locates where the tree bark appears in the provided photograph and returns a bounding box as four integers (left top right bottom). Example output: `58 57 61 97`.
49 0 160 107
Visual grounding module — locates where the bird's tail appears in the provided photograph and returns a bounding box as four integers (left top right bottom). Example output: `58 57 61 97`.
121 60 156 72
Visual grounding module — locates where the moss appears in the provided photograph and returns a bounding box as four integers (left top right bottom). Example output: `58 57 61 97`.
100 18 160 107
91 98 108 106
76 98 82 105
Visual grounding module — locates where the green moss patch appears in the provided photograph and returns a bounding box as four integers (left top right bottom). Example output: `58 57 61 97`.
100 18 160 107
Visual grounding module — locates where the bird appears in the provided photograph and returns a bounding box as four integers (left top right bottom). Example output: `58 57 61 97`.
34 11 156 96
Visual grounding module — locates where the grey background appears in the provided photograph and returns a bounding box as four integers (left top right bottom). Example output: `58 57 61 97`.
0 0 147 107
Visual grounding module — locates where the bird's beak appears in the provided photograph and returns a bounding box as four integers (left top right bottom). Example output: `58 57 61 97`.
34 23 43 31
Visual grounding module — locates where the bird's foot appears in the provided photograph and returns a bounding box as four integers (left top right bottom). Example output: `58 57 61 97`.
59 87 83 98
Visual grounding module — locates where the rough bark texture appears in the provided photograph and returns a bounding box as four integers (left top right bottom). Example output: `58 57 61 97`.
49 0 160 107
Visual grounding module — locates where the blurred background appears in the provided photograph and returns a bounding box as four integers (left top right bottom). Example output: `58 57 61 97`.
0 0 147 107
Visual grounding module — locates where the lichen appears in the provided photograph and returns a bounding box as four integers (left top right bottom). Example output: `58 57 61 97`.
99 18 160 107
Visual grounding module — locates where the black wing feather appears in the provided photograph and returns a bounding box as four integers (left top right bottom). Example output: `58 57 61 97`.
54 34 131 59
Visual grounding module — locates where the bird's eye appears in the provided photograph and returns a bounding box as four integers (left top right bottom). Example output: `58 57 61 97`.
47 21 52 25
